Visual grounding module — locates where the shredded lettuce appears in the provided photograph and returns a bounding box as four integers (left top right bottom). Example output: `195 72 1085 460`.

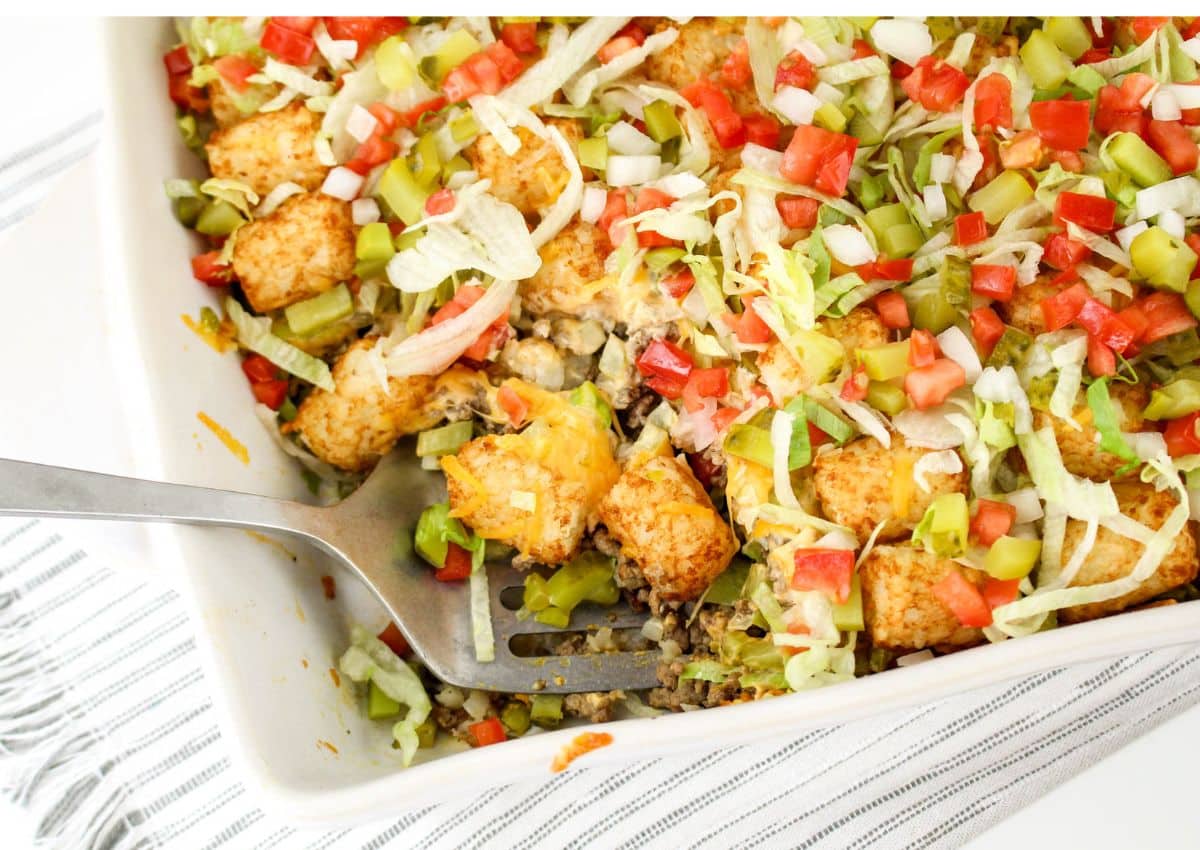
565 28 679 106
225 298 334 390
501 17 631 109
1086 378 1140 468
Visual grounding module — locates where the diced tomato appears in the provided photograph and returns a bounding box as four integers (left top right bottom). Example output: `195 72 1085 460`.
930 570 992 628
1050 150 1085 173
722 301 772 344
463 52 503 95
781 125 858 197
1148 120 1200 176
971 264 1016 301
1075 298 1136 353
851 38 876 60
970 499 1016 547
251 379 289 410
598 190 630 246
323 17 408 57
377 622 410 657
1055 192 1116 232
643 376 682 399
1130 17 1169 43
1050 266 1080 287
260 20 316 65
1140 291 1199 344
999 130 1044 170
1042 232 1091 271
1095 73 1155 138
661 269 695 298
1086 334 1117 377
891 59 914 80
191 251 233 286
399 96 448 129
271 16 317 35
982 577 1021 610
344 134 398 175
615 21 647 45
430 285 484 324
858 257 914 282
743 112 782 149
681 80 745 149
242 354 278 384
636 338 694 388
900 55 971 113
722 39 753 88
973 73 1013 131
1185 18 1200 40
1117 304 1151 342
633 188 677 248
500 22 539 54
775 51 815 91
212 55 259 92
908 329 939 368
1040 283 1091 332
424 188 455 216
442 64 482 103
776 196 820 230
469 717 507 747
875 290 911 329
840 365 869 402
163 45 192 76
598 35 640 64
969 306 1006 356
1029 98 1091 151
167 70 209 112
485 42 524 83
953 211 987 247
905 358 966 409
1165 412 1200 457
682 367 730 412
437 542 473 582
461 324 508 363
790 548 854 604
711 407 742 434
496 385 529 428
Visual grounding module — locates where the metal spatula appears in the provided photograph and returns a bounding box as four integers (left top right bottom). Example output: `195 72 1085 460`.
0 444 660 693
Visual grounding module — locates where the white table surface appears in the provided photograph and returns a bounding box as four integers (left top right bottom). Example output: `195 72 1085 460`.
4 16 1200 849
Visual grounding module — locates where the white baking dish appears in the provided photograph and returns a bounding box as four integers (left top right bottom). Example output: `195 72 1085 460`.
95 17 1200 827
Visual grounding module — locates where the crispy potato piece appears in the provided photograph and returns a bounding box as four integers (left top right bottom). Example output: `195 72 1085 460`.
644 17 742 97
1060 481 1199 623
232 192 355 313
521 219 613 321
205 102 328 195
1032 381 1150 481
860 544 988 650
812 435 968 542
998 277 1059 336
597 455 737 600
825 306 890 353
464 118 583 216
292 339 437 472
756 307 887 404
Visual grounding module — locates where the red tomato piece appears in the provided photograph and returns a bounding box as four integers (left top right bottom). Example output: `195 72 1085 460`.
682 367 730 412
775 51 815 90
969 306 1006 356
1148 120 1200 176
1164 412 1200 457
930 570 993 628
636 338 694 384
1040 283 1091 332
790 548 855 604
166 70 209 112
953 211 988 246
776 196 820 229
260 20 316 65
437 542 473 581
1117 304 1151 342
399 96 448 128
874 290 911 329
982 577 1021 610
840 365 869 402
1140 292 1199 344
891 59 914 80
163 45 192 76
973 73 1013 131
781 125 858 197
851 39 876 60
500 22 539 55
463 52 503 95
271 16 317 35
1086 334 1117 378
599 190 630 246
1095 73 1155 138
485 42 524 83
1189 234 1200 278
1185 18 1200 40
970 499 1016 547
908 329 939 368
633 188 677 248
191 251 233 286
858 258 914 282
900 55 971 112
212 55 258 92
1042 232 1091 271
615 21 647 45
470 717 507 746
722 39 753 88
241 354 278 384
971 264 1016 301
598 35 640 64
1054 192 1117 232
1130 17 1169 43
345 134 398 175
377 622 410 657
644 375 684 399
424 188 455 216
251 379 289 410
722 301 772 344
743 112 782 149
1029 99 1091 151
324 17 407 57
660 269 695 298
904 358 966 409
711 407 742 434
442 65 482 103
496 385 529 427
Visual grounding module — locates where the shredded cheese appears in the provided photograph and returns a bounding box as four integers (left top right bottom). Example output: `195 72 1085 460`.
891 453 914 518
196 412 249 465
659 501 713 518
441 455 487 517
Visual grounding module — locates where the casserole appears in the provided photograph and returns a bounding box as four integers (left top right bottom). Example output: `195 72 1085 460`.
96 17 1200 826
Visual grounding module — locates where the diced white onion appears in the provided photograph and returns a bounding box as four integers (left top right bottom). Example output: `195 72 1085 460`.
936 325 982 382
1135 176 1200 221
923 183 948 221
869 19 932 67
320 166 364 201
893 407 967 449
822 224 875 266
833 397 891 448
1183 37 1200 64
1005 488 1044 524
913 449 963 493
647 173 707 198
606 154 662 187
607 121 661 155
1152 89 1182 121
1116 220 1149 252
896 649 935 667
813 81 845 105
740 143 783 174
812 529 859 551
771 85 822 126
1159 208 1186 238
929 153 956 185
1170 83 1200 109
771 410 800 509
463 690 491 721
345 104 379 143
1127 431 1168 461
580 186 607 223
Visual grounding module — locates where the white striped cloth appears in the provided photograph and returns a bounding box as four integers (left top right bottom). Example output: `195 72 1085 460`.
5 111 1200 850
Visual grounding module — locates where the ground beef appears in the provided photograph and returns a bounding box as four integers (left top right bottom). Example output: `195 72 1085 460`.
648 658 745 711
564 690 622 722
593 526 649 592
619 388 659 430
432 704 469 733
